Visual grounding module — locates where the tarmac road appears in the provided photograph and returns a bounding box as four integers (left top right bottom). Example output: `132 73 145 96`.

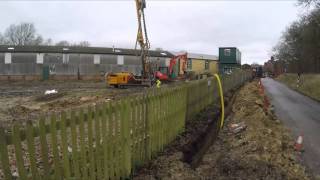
262 77 320 176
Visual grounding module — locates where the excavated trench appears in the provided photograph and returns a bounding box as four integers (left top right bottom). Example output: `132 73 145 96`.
133 87 240 179
182 89 237 168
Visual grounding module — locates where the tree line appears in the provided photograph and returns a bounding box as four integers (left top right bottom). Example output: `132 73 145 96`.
0 22 90 47
273 0 320 73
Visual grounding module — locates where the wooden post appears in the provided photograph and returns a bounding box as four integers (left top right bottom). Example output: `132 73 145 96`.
50 114 62 180
38 117 50 179
60 111 71 179
0 127 12 180
78 109 88 179
26 121 39 180
70 110 80 179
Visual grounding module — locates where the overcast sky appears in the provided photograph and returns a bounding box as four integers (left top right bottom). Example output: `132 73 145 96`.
0 1 302 64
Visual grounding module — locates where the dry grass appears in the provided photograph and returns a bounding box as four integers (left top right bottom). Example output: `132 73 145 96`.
277 73 320 101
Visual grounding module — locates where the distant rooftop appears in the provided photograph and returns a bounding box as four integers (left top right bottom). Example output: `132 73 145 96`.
0 45 174 58
171 51 218 61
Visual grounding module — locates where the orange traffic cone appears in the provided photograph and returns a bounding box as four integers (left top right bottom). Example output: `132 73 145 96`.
259 85 264 95
258 79 262 88
264 95 270 106
294 134 304 152
258 80 265 95
263 95 270 112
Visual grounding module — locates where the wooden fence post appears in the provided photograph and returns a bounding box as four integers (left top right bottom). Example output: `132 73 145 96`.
145 93 151 161
78 108 88 180
121 99 132 177
60 111 71 179
38 117 50 179
50 114 62 180
26 121 39 180
101 102 109 179
0 127 11 180
86 106 95 180
94 104 103 180
70 110 80 179
12 123 27 180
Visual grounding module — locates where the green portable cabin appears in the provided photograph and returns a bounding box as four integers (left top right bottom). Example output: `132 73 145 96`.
219 47 241 74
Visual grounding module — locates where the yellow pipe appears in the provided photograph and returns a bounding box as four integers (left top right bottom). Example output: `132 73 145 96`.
214 74 225 129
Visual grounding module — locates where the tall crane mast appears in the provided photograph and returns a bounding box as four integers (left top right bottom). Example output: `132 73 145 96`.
106 0 153 88
135 0 151 80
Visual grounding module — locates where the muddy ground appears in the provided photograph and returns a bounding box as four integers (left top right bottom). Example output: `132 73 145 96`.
134 80 312 180
0 80 151 128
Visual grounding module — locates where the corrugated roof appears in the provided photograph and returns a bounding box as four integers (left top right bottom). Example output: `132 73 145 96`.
171 51 218 61
219 47 238 49
187 53 218 61
0 45 174 58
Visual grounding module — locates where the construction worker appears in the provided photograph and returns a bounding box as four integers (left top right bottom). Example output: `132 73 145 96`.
156 79 161 88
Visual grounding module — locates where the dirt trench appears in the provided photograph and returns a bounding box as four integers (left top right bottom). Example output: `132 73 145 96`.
134 80 311 180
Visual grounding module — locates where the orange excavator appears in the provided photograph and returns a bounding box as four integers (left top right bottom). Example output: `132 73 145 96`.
155 53 188 81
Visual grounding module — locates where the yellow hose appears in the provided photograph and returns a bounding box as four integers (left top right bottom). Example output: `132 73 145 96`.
214 74 225 129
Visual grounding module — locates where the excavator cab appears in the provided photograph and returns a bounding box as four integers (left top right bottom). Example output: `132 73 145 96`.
155 67 169 81
154 53 187 81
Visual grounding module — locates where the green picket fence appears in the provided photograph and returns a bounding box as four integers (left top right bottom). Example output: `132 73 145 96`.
0 71 252 180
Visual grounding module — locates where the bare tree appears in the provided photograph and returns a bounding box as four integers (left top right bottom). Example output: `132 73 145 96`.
241 64 251 69
55 40 70 46
31 36 43 45
42 38 53 46
76 41 90 47
1 23 90 47
55 40 91 47
298 0 320 7
251 62 261 67
273 6 320 73
4 22 43 45
0 33 6 45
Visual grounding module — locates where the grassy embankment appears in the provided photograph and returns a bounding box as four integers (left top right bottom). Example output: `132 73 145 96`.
277 73 320 101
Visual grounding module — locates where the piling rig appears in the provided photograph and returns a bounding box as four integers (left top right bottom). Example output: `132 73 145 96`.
106 0 153 88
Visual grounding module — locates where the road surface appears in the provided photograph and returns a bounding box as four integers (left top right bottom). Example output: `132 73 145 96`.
262 78 320 176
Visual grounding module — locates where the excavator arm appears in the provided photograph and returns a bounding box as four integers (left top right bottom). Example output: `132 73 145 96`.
169 53 188 75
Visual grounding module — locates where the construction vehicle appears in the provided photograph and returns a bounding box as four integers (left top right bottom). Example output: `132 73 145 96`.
106 72 146 88
106 0 153 88
154 53 188 81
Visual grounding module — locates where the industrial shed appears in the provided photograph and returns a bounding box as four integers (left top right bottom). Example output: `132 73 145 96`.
0 45 173 81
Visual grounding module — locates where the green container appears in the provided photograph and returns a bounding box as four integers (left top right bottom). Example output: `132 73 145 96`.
219 47 241 74
219 47 241 64
219 63 241 74
42 66 50 80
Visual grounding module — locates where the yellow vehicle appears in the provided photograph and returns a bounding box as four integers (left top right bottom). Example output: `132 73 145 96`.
106 72 129 88
106 0 152 88
106 72 152 88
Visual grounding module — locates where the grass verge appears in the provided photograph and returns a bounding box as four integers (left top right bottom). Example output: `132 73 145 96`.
277 73 320 101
